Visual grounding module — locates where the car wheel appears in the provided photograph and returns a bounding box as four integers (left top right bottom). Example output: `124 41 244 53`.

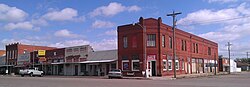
40 73 43 77
21 74 24 77
108 76 112 79
29 73 33 77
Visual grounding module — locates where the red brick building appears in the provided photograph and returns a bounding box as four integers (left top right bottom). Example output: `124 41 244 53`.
118 17 218 77
5 43 56 73
0 50 5 56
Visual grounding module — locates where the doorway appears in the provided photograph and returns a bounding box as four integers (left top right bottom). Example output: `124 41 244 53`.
151 61 156 76
75 65 78 76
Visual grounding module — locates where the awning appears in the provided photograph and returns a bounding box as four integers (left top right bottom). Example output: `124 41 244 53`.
51 60 117 65
0 65 14 67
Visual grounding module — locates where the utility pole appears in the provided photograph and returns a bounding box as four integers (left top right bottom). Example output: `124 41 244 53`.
247 52 249 59
167 11 181 78
214 53 216 75
134 23 148 78
226 42 232 74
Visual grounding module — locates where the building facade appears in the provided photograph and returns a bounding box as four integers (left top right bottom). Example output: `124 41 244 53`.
0 50 5 56
118 17 218 77
5 43 56 74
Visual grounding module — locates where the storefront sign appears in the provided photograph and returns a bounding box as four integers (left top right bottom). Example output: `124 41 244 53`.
38 50 46 56
147 55 156 61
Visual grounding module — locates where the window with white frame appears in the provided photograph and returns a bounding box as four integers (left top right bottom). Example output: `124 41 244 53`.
168 60 172 70
123 36 128 48
132 60 140 71
162 35 165 47
122 60 129 71
182 61 184 70
147 34 156 47
163 59 167 71
175 60 179 70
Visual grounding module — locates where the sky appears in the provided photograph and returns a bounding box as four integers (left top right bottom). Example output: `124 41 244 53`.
0 0 249 58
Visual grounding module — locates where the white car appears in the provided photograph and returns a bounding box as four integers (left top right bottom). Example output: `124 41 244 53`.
19 68 43 77
108 69 123 79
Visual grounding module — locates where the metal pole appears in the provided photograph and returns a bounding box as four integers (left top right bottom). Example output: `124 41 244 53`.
6 45 8 75
247 52 249 59
226 42 232 74
214 53 216 75
167 11 181 78
135 23 148 78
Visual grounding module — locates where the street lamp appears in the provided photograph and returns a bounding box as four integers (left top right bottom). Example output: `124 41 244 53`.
134 23 148 78
167 11 181 78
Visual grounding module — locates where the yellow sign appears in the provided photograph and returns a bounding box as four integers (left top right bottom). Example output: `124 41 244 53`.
38 50 46 56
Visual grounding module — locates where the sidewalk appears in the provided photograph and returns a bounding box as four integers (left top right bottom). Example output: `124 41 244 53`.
150 72 229 80
123 72 230 80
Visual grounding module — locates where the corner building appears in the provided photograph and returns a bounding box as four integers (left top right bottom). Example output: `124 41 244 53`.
118 17 218 77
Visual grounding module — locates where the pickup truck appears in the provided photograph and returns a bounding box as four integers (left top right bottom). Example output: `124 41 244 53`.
19 68 43 77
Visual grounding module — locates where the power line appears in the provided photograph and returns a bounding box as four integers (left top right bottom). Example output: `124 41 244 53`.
179 15 250 26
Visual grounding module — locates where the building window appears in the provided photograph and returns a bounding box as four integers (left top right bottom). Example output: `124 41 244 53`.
123 36 128 48
169 36 172 49
196 43 199 53
23 49 27 54
182 60 184 70
111 63 116 69
181 40 184 51
122 60 129 71
175 60 179 70
182 40 187 51
208 47 211 55
132 60 140 71
162 35 165 47
163 59 167 71
54 52 57 56
184 41 187 51
132 36 137 48
193 43 195 53
147 34 156 47
168 60 172 70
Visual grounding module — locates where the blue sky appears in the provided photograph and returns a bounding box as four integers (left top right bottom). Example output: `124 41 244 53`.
0 0 249 58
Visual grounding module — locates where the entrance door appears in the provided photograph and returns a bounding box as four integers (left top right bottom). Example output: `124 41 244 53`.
106 64 110 75
75 65 78 76
151 61 156 76
55 65 58 75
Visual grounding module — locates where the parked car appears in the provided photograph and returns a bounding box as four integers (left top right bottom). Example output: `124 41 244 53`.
108 69 122 79
19 68 43 77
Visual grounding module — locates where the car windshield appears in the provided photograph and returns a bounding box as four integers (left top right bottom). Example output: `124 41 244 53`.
110 69 121 72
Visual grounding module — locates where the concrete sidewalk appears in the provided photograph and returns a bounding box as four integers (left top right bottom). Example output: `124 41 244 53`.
123 72 230 80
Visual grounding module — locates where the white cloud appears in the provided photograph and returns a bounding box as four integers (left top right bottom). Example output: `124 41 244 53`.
49 40 90 48
199 31 241 42
92 20 115 28
178 8 239 25
91 38 117 51
89 2 141 17
31 18 48 26
43 8 84 21
206 0 238 3
180 3 250 58
105 30 117 36
178 3 250 26
4 21 35 30
54 29 80 38
0 4 28 22
48 38 117 51
1 38 48 47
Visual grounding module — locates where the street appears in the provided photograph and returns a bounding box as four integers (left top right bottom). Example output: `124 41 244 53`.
0 72 250 87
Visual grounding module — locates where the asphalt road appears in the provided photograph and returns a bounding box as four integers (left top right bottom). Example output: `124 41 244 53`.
0 72 250 87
